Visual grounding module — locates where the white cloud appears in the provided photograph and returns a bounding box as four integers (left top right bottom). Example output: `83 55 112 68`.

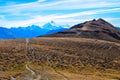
0 0 120 27
0 15 5 19
38 0 46 2
1 0 120 13
0 7 120 28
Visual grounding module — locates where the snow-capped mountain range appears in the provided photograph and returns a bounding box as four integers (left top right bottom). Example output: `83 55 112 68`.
0 21 69 39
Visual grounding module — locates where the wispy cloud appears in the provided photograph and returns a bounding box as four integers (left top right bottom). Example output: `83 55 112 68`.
0 0 120 27
38 0 46 2
1 0 120 13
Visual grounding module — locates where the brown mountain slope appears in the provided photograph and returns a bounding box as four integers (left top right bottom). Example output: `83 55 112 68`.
45 18 120 42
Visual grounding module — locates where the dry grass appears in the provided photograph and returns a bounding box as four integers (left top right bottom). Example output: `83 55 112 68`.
0 37 120 80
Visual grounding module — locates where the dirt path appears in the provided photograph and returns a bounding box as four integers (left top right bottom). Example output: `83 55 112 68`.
26 64 36 76
26 64 42 80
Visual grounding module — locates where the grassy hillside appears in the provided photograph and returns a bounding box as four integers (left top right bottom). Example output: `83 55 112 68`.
0 37 120 80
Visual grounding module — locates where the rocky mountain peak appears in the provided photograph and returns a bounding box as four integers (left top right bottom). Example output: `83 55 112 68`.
45 18 120 42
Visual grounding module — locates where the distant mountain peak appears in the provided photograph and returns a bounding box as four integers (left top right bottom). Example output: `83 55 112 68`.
50 20 56 26
92 19 96 21
97 18 105 21
96 18 110 24
43 21 58 30
91 18 106 22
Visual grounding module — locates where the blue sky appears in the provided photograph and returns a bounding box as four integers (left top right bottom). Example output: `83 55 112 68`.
0 0 120 28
